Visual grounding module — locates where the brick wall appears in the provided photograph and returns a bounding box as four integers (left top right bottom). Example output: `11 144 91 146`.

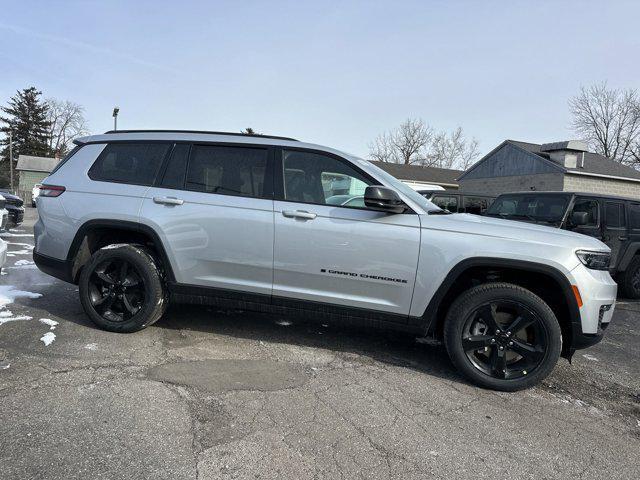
563 174 640 199
458 173 564 196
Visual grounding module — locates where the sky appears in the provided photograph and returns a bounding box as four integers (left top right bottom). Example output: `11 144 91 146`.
1 0 639 159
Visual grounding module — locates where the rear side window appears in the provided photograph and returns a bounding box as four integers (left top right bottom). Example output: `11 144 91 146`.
605 202 626 228
629 203 640 229
186 145 269 198
89 143 170 185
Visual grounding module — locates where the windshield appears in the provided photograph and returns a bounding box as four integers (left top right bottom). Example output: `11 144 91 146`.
486 194 570 225
354 158 441 212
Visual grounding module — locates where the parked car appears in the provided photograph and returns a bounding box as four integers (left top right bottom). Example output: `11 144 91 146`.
0 190 24 228
34 130 616 391
487 191 640 298
32 183 41 207
0 194 8 231
418 190 495 215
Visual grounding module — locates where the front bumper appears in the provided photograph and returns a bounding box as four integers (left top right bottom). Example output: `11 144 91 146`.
7 206 24 227
569 263 617 350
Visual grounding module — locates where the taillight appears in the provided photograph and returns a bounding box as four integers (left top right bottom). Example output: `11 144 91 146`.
39 185 66 197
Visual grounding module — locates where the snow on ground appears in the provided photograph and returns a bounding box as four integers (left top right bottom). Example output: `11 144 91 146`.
40 331 56 346
0 286 42 309
582 354 599 362
14 259 34 266
39 318 58 330
0 233 34 238
84 343 98 351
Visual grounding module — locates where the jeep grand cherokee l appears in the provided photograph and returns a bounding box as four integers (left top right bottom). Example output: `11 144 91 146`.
33 130 617 391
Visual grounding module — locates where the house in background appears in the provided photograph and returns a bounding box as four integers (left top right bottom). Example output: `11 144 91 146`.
16 154 59 204
372 162 462 190
458 140 640 199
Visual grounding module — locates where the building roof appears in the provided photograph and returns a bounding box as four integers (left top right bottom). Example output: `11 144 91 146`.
16 155 59 173
371 162 463 186
507 140 640 181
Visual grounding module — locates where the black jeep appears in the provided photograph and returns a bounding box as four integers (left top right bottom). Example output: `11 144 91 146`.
486 191 640 298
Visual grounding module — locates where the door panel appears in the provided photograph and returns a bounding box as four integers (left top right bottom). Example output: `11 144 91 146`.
603 201 627 267
273 201 420 314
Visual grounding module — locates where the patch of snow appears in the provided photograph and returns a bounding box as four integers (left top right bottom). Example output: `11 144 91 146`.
7 249 32 256
275 320 292 326
14 259 34 266
39 318 58 330
0 233 33 238
40 332 56 346
7 264 38 269
0 315 32 325
84 343 98 351
7 242 33 248
637 419 640 428
0 286 42 309
0 362 10 370
582 354 599 362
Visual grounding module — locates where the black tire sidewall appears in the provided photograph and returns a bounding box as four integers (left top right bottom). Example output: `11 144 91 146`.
444 283 562 391
79 245 165 333
622 257 640 299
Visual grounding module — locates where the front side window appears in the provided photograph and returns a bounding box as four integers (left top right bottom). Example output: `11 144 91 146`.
186 145 269 198
486 194 570 225
89 143 170 185
282 150 372 208
432 195 458 213
605 202 626 228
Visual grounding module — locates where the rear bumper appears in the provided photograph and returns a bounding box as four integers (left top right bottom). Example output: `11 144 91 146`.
33 251 73 283
7 207 24 226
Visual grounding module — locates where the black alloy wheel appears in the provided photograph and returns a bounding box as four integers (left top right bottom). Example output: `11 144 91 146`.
88 258 145 322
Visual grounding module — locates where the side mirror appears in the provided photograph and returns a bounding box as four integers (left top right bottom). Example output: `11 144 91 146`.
364 186 407 214
571 211 589 226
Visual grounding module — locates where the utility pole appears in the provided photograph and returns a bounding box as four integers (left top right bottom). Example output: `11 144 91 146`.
9 130 14 192
112 107 120 131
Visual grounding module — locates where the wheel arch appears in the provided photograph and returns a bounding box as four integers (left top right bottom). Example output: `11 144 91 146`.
421 257 580 357
67 219 176 284
616 242 640 272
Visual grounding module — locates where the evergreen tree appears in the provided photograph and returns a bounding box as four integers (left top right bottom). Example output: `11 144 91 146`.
0 87 51 188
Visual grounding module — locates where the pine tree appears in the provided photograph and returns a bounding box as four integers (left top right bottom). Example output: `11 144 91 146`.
0 87 51 188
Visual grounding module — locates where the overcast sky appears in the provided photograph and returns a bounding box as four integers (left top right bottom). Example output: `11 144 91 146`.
1 0 639 158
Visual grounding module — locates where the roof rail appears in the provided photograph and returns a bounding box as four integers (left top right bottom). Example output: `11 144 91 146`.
102 129 299 142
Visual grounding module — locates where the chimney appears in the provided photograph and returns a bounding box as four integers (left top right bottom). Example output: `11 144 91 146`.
540 140 588 169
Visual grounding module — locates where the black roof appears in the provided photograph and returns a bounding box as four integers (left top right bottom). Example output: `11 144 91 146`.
372 162 462 186
495 190 640 202
508 140 640 181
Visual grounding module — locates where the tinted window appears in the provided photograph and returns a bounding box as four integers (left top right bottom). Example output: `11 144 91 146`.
571 199 599 227
89 143 169 185
605 202 625 228
432 195 458 213
282 150 371 207
161 144 190 189
486 194 569 225
463 196 489 214
186 145 268 198
629 204 640 229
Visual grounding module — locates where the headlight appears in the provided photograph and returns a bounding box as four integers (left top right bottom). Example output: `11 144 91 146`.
576 250 611 270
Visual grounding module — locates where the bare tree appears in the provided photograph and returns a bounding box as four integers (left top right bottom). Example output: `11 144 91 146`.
569 82 640 166
369 119 479 169
46 99 89 157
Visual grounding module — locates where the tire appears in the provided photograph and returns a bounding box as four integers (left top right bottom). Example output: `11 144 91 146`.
444 282 561 391
621 256 640 299
79 244 167 333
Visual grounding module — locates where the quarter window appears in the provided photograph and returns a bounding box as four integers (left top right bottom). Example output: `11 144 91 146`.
186 145 269 198
89 143 170 185
282 150 371 207
605 202 626 228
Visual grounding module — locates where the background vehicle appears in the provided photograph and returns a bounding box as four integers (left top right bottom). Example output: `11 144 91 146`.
0 194 8 231
34 130 616 391
0 190 25 228
418 190 495 215
487 191 640 298
403 181 445 192
32 183 41 207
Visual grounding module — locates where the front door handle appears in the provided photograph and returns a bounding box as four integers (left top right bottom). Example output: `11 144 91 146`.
282 210 317 220
153 196 184 206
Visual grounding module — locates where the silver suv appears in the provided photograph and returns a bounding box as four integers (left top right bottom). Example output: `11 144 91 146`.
33 130 617 390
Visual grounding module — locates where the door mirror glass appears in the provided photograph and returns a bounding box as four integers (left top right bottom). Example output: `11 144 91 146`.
364 186 407 214
571 211 589 226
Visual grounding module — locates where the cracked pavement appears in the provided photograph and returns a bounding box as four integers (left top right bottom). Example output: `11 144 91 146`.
1 209 639 479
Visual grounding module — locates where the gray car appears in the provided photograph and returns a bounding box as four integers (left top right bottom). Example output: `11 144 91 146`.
33 129 617 391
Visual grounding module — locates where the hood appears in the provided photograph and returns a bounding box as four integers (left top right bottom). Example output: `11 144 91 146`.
421 213 609 251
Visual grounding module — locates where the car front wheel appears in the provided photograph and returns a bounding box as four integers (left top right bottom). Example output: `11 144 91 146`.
79 244 167 333
444 282 561 391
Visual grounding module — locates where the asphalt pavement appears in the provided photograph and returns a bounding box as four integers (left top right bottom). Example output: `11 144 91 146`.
0 208 639 479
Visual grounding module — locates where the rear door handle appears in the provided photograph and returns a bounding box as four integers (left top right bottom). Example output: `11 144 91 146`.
619 236 629 241
282 210 317 220
153 196 184 206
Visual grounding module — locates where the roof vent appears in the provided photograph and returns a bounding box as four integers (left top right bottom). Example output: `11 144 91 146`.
540 140 588 169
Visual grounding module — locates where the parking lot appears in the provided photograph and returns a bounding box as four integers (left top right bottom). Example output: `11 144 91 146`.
0 208 638 480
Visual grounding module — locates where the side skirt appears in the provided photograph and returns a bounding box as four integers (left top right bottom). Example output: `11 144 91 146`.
167 283 426 335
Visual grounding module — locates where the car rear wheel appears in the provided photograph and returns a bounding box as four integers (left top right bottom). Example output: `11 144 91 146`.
620 256 640 299
444 282 561 391
79 244 167 332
